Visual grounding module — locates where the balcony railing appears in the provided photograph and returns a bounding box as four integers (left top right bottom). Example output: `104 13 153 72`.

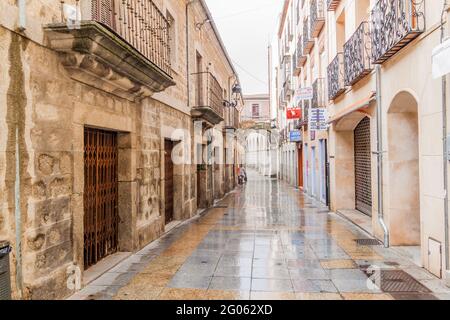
225 106 240 129
296 37 307 70
301 100 310 129
344 22 373 86
327 0 341 11
371 0 425 64
303 19 314 55
44 0 175 101
327 53 346 100
312 78 326 108
283 79 294 101
90 0 171 75
192 72 224 124
293 50 300 76
310 0 325 37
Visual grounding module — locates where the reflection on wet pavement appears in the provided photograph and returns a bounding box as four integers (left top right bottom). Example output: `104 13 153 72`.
69 171 450 300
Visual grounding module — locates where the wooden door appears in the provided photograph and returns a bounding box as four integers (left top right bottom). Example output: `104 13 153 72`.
164 140 174 224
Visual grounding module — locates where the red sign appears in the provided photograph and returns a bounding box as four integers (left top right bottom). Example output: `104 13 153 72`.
287 108 301 120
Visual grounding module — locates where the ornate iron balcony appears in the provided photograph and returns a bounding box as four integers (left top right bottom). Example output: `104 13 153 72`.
296 37 307 69
303 19 314 55
90 0 172 76
302 100 310 129
312 78 326 108
327 53 346 100
310 0 325 37
327 0 341 11
344 22 373 86
371 0 425 64
45 0 175 101
225 106 240 130
283 79 294 101
191 72 224 124
293 50 300 76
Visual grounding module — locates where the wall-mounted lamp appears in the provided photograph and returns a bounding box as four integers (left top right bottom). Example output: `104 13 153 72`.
223 83 242 108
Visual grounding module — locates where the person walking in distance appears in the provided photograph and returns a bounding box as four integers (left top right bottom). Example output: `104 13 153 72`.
238 166 247 185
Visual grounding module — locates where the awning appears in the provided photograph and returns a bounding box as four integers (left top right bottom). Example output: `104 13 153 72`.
327 91 376 124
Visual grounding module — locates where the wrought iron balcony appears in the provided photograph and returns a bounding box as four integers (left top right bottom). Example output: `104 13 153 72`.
327 53 346 100
301 100 310 129
310 0 325 37
293 50 300 76
327 0 341 11
44 0 175 101
295 37 307 70
191 72 224 125
303 19 314 55
224 106 240 130
344 22 373 86
312 78 326 108
371 0 425 64
283 79 294 101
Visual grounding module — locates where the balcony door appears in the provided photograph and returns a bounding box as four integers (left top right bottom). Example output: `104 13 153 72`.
164 140 175 224
196 52 203 106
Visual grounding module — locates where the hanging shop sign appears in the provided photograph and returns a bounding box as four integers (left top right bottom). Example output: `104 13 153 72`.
296 87 313 101
287 107 301 120
289 130 302 142
309 108 328 131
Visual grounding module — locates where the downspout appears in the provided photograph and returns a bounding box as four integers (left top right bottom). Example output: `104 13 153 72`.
440 0 449 275
14 127 23 298
15 0 26 298
185 3 190 108
18 0 26 31
375 65 389 248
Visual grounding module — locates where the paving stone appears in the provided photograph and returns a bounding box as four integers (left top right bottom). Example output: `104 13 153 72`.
68 173 450 300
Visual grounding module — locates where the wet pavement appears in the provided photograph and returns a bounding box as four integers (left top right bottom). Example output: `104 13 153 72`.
69 172 450 300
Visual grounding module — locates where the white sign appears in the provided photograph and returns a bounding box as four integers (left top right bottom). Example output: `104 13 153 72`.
296 87 313 101
432 38 450 79
309 108 328 131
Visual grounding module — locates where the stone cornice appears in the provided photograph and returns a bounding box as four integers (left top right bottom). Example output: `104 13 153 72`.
44 21 175 102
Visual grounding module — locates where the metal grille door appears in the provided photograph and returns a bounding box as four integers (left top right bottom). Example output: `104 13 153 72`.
354 117 372 216
84 128 119 269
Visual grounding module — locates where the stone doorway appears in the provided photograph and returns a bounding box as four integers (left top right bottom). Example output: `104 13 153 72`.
164 139 175 225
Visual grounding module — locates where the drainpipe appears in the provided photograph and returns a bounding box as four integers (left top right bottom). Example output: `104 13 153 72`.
14 0 25 298
18 0 26 31
375 65 389 248
185 3 190 108
440 0 450 277
14 126 23 298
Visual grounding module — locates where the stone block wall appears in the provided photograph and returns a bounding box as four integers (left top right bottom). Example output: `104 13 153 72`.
0 0 240 300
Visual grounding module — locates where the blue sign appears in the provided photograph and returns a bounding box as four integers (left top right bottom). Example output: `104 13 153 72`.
289 130 302 142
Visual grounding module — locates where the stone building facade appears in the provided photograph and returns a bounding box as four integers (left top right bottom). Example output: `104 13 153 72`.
273 0 450 282
326 0 450 280
0 0 242 299
275 0 329 207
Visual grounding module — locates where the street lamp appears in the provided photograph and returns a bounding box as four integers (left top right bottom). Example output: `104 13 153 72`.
223 83 242 108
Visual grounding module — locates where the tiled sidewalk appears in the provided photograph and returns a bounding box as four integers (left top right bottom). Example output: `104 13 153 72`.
69 173 450 300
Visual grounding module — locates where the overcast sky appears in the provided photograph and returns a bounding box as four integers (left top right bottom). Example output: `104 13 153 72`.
205 0 283 95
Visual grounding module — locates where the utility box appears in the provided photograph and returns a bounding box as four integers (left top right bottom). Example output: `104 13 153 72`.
0 241 12 300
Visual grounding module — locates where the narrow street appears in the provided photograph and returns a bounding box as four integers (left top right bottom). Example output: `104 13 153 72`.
70 171 450 300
